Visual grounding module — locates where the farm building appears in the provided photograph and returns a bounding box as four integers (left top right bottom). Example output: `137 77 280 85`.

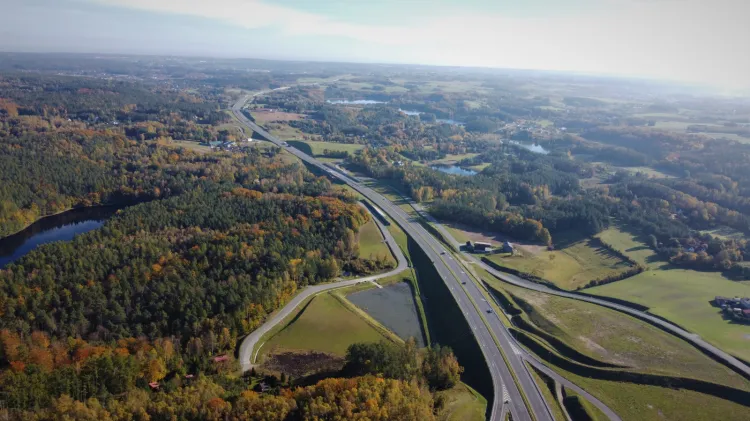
473 241 493 252
502 241 514 254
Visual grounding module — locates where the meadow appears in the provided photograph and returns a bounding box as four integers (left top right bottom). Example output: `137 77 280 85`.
286 140 365 157
357 218 395 265
595 226 662 268
259 291 395 358
484 273 750 389
486 238 632 290
588 268 750 362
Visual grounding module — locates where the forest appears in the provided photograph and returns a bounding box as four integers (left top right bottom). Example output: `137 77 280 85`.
0 69 408 417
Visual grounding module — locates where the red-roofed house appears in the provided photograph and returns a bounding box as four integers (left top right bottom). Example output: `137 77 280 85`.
213 355 229 363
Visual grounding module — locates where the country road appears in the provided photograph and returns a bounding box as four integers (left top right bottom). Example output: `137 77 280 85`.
238 205 408 372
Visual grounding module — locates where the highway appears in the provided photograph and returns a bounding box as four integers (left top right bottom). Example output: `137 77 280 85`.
232 96 548 421
407 201 750 381
238 206 408 372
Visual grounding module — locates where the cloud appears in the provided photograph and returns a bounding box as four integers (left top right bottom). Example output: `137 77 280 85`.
79 0 750 88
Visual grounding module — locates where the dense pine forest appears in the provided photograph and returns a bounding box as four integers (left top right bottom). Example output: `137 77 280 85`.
0 70 410 416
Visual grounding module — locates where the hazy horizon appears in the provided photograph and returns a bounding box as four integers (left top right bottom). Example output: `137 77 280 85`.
3 0 749 90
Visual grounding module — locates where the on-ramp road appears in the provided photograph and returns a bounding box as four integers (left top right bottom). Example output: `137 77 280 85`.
238 206 408 372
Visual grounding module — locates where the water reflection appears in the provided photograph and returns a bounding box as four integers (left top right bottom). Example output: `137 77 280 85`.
0 206 119 268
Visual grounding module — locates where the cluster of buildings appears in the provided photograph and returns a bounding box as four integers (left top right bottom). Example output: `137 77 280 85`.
714 296 750 322
203 138 254 150
465 241 514 254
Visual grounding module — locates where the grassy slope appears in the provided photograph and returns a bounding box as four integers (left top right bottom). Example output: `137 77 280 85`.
482 270 750 389
430 153 480 164
527 365 567 421
596 226 661 268
260 292 393 357
588 268 750 362
292 140 365 156
564 388 607 421
357 219 394 264
554 370 750 421
486 238 631 290
435 382 487 421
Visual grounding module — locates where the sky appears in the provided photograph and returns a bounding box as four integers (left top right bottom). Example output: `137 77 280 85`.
2 0 749 89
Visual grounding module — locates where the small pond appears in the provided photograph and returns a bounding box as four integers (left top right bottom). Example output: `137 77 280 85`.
436 118 465 126
347 282 426 347
0 206 119 268
432 165 478 176
327 99 387 105
509 141 549 154
398 109 464 125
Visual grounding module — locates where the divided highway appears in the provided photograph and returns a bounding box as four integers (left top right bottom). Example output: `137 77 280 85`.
408 201 750 381
238 210 408 372
232 96 549 421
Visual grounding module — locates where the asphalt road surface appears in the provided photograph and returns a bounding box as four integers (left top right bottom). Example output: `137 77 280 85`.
238 206 408 372
231 97 546 421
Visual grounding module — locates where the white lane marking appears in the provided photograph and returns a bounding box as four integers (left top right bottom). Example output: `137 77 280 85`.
502 385 511 403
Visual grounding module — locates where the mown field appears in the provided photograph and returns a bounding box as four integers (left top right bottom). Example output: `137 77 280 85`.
435 383 487 421
357 219 395 264
483 273 750 389
486 238 632 290
259 291 394 358
265 122 308 140
286 140 364 157
596 226 662 268
430 153 480 165
480 268 750 421
588 268 750 362
552 370 750 421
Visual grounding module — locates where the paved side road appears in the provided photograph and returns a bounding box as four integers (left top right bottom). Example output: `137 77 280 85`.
238 206 408 372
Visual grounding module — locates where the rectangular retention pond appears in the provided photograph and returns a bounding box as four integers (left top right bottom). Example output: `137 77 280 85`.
347 281 426 347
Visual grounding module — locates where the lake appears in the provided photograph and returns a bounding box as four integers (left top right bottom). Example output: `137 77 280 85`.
399 109 422 116
398 109 464 125
436 118 465 126
509 141 549 154
347 282 426 347
0 206 119 268
327 99 387 105
432 165 478 176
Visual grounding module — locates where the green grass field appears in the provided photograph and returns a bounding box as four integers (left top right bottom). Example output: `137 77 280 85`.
528 366 567 421
430 153 480 165
486 238 632 290
173 140 212 154
287 140 364 157
552 369 750 421
435 382 487 421
358 219 395 264
265 122 308 140
588 268 750 362
260 292 393 357
701 226 747 241
564 388 607 421
596 227 662 268
483 273 750 389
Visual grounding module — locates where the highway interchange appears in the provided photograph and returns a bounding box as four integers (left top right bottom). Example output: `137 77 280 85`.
232 94 628 421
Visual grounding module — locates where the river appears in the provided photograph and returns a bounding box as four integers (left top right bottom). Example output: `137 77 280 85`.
0 206 119 268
